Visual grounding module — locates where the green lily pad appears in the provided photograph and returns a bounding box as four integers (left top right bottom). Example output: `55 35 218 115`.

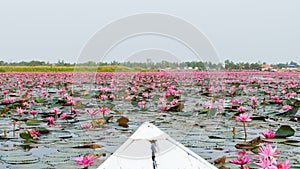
0 151 32 157
283 140 300 146
130 100 138 107
185 142 216 148
35 127 50 134
25 119 41 126
37 138 61 144
34 98 44 103
294 100 300 107
44 152 80 158
208 108 217 116
275 125 295 138
52 163 85 169
167 95 175 103
20 132 37 143
1 155 39 164
7 163 52 169
262 138 289 143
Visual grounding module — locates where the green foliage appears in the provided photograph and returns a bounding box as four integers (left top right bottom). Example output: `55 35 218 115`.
20 131 37 143
167 95 175 103
275 125 295 138
131 100 138 107
0 59 299 72
35 127 50 134
34 98 44 103
26 119 41 126
0 66 153 72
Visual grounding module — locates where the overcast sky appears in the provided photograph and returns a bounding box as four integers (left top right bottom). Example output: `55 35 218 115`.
0 0 299 64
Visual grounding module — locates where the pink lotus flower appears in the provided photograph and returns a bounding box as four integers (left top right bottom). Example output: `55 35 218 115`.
138 101 146 108
71 107 80 114
58 88 65 94
254 145 287 169
257 144 279 162
59 112 68 120
239 85 245 90
159 105 169 111
130 87 137 93
63 93 69 98
270 95 279 100
262 130 276 139
109 94 115 99
276 159 290 169
236 113 251 141
218 99 224 104
31 100 37 105
204 101 212 109
26 92 33 96
23 102 29 107
75 154 97 168
285 92 297 98
229 151 251 168
215 105 223 111
208 86 214 92
282 105 292 111
51 107 60 114
170 99 178 105
229 154 251 165
16 107 24 115
231 99 240 105
46 116 55 125
250 96 258 103
81 123 92 129
164 92 171 98
125 95 132 100
236 113 251 122
28 129 40 139
87 109 98 117
3 90 9 95
238 106 246 112
266 91 272 95
67 100 76 106
100 94 107 100
29 110 37 115
142 92 149 98
3 98 14 104
41 91 47 96
230 85 236 91
99 107 108 114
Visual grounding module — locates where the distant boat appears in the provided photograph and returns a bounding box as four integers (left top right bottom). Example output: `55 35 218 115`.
97 122 217 169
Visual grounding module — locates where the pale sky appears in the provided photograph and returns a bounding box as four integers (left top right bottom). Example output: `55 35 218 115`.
0 0 299 64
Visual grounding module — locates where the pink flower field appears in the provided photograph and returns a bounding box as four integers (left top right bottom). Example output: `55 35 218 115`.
0 71 299 168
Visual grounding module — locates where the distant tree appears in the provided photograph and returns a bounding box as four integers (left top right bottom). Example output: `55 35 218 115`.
289 61 298 66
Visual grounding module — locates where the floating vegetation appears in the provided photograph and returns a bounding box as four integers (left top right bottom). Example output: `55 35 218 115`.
0 72 299 168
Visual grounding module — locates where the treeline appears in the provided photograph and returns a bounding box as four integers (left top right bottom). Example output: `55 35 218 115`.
224 60 299 70
0 60 74 66
0 60 224 70
95 61 225 70
0 59 299 70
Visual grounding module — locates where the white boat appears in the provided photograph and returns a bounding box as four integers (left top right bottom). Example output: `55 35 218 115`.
98 122 217 169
